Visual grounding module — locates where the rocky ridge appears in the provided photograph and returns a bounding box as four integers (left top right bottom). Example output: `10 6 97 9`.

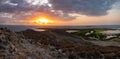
0 28 68 59
0 28 120 59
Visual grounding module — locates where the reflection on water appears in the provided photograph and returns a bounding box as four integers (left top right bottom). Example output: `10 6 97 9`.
102 30 120 34
32 28 46 32
33 29 79 33
66 30 79 33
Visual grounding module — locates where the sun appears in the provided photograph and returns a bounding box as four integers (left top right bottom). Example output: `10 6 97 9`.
37 18 54 25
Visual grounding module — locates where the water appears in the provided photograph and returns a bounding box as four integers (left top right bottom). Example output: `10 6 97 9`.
66 30 79 33
0 25 120 32
32 28 46 32
102 30 120 35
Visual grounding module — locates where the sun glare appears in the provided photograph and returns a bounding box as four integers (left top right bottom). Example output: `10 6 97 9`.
37 18 54 25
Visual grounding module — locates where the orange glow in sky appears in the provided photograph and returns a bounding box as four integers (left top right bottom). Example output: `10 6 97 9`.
29 16 60 26
37 17 54 25
27 12 66 26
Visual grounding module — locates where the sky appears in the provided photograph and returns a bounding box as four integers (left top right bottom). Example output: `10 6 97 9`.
0 0 120 26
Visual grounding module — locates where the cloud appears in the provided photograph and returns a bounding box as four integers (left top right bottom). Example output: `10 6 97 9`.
49 0 117 16
0 0 118 21
0 18 7 23
0 0 32 12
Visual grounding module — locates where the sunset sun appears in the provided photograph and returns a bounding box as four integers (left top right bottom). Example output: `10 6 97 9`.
37 18 54 25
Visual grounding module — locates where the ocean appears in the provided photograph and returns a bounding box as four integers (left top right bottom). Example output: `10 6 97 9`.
0 25 120 32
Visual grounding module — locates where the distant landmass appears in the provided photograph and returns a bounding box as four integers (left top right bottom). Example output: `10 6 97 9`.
0 25 120 31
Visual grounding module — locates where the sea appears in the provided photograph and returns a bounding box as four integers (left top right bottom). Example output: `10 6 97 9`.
0 25 120 32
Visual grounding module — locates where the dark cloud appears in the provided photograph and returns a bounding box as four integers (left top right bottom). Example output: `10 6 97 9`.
0 0 32 12
49 0 117 16
0 0 51 13
0 0 118 20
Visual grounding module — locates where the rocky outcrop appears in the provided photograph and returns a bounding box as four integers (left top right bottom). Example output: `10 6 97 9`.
0 28 68 59
19 29 120 59
0 28 120 59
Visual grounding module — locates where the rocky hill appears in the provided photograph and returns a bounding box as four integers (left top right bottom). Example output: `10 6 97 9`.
0 28 120 59
0 28 69 59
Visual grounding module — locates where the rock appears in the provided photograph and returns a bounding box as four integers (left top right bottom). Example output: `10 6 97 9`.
0 28 120 59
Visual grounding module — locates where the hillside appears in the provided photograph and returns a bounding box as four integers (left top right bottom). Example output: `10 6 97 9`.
0 28 120 59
